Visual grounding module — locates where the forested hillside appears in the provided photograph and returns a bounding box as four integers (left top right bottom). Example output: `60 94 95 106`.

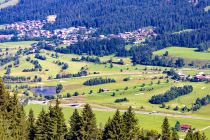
0 0 209 34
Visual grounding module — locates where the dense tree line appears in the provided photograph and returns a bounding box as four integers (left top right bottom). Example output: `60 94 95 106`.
149 85 193 104
0 80 207 139
35 54 46 60
58 37 126 56
72 56 101 64
0 56 17 66
2 75 31 83
55 70 88 79
23 59 42 72
130 46 186 67
2 75 42 83
191 95 210 111
115 97 128 103
83 77 116 86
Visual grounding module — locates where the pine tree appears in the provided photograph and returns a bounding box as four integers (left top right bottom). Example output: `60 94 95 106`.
102 118 112 140
193 131 202 140
8 94 28 140
28 109 35 140
48 99 67 140
201 133 207 140
81 104 98 140
67 109 83 140
122 106 139 140
0 80 11 139
102 109 125 140
162 117 171 140
35 108 48 140
0 79 10 115
174 121 181 131
171 129 179 140
185 128 194 140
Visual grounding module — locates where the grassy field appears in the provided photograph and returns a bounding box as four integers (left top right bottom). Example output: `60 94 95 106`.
0 0 18 9
24 104 210 138
154 46 210 61
1 41 210 137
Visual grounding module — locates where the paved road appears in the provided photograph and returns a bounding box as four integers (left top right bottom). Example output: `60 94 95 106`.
60 103 210 121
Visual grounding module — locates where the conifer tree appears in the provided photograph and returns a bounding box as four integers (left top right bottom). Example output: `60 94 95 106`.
122 106 139 140
102 109 125 140
28 109 35 140
0 79 10 115
48 99 67 140
81 104 98 140
174 121 181 131
171 129 179 140
102 118 112 140
0 80 11 139
194 131 202 140
162 117 171 140
184 128 194 140
201 133 207 140
67 109 83 140
8 94 28 140
35 108 48 139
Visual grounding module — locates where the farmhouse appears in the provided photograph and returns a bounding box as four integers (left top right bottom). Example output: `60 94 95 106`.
177 72 188 80
101 89 109 92
180 124 191 132
193 74 206 81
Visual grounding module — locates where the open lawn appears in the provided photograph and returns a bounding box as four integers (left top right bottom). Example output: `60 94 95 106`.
24 104 210 138
154 47 210 61
0 41 36 49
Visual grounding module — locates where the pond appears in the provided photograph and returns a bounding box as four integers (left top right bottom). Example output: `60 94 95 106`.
31 86 57 96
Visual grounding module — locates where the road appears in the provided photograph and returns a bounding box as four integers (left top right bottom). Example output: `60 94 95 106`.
59 103 210 121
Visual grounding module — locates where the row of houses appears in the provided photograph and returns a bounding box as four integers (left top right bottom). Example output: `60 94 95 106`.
3 20 96 45
178 72 210 82
99 27 157 43
1 19 156 45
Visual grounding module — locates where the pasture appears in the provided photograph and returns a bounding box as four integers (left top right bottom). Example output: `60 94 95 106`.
154 46 210 61
1 41 210 137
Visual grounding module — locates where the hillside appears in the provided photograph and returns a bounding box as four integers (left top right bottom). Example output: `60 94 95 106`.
0 0 209 34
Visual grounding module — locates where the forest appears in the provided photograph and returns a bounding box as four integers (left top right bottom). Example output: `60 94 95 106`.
0 0 209 35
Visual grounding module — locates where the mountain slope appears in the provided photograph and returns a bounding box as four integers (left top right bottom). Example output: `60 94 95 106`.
0 0 209 34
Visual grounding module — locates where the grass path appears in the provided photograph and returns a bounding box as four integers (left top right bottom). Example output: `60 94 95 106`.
0 0 18 9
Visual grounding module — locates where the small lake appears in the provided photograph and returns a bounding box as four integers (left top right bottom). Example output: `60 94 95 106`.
31 86 56 96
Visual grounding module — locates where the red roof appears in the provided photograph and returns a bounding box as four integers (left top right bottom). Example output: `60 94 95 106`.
181 124 191 129
195 75 205 80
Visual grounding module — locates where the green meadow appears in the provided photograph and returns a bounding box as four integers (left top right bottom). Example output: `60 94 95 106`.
1 41 210 138
154 46 210 61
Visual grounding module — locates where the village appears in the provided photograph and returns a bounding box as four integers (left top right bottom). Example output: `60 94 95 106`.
0 19 156 45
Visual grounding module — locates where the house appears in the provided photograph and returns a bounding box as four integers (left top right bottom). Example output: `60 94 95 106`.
178 72 188 80
180 124 191 132
205 75 210 81
101 89 109 92
194 74 206 81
